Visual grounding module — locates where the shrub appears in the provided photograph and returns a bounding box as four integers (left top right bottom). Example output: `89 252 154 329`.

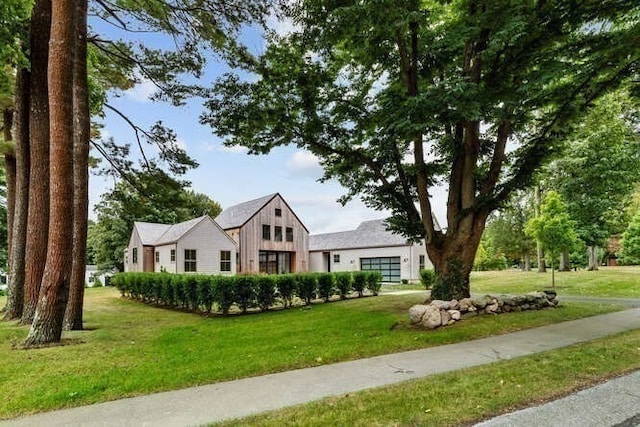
235 275 256 313
213 276 235 315
335 272 352 300
197 276 215 313
420 269 436 290
365 271 382 296
159 273 175 306
183 275 200 310
276 274 296 308
317 273 335 302
256 275 277 311
352 271 367 297
296 273 318 305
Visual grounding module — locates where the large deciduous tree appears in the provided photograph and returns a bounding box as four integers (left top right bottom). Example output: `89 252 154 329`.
204 0 639 300
546 91 640 271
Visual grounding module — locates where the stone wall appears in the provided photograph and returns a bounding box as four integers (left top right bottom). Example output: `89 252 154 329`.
409 291 559 330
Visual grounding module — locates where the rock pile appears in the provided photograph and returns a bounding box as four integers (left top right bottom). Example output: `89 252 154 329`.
409 291 559 330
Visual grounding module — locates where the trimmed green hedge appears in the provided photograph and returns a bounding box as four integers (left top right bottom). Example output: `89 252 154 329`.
111 271 382 315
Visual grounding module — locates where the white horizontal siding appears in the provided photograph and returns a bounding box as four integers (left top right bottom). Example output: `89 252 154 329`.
176 218 237 274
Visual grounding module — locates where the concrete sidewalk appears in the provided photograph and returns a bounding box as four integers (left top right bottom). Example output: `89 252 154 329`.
3 307 640 427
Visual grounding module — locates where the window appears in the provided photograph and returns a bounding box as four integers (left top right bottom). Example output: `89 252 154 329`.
333 254 340 263
184 249 197 272
132 247 138 264
170 249 176 262
419 255 425 271
361 257 401 282
155 251 160 263
220 250 231 272
262 224 271 240
259 251 291 274
286 227 293 242
274 226 283 241
275 208 282 217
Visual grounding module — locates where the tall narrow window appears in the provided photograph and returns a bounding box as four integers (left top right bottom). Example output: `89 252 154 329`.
170 249 176 262
155 251 159 263
275 208 282 217
274 226 283 241
184 249 197 272
220 250 231 272
334 254 340 263
132 247 138 264
285 227 293 242
262 224 271 240
419 255 425 271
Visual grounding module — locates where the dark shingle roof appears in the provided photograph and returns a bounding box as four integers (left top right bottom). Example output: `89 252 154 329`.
309 219 409 251
215 193 277 230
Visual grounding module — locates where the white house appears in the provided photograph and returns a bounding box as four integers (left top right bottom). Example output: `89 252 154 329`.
309 219 434 283
124 215 237 275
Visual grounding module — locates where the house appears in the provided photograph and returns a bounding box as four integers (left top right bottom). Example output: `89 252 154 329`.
124 215 237 274
215 193 310 274
309 219 434 283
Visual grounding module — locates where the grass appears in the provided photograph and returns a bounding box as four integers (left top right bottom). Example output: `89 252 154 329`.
472 265 640 298
217 330 640 426
0 286 624 419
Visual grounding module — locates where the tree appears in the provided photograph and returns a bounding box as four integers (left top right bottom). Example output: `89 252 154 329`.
204 0 638 300
620 210 640 265
546 91 640 271
526 191 577 287
24 0 75 346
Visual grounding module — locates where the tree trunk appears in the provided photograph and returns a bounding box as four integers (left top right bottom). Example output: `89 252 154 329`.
559 250 571 271
551 256 555 288
22 0 51 325
3 69 30 321
2 108 15 281
534 186 546 273
64 0 89 331
25 0 75 347
586 245 599 271
523 252 531 271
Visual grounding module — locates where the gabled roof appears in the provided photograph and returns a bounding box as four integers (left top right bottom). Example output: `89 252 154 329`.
309 217 440 251
134 216 222 246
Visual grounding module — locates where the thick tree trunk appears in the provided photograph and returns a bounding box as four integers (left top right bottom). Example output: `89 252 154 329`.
25 0 75 346
3 69 30 321
2 108 15 273
523 252 531 271
559 250 571 271
586 245 599 271
22 0 51 325
64 0 89 331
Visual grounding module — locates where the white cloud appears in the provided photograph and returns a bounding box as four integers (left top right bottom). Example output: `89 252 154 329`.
286 151 323 178
201 141 248 154
124 78 156 103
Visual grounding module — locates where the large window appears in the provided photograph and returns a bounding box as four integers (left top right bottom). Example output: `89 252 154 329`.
259 251 291 274
220 250 231 272
184 249 197 272
274 226 283 242
262 224 271 240
286 227 293 242
132 247 138 264
361 257 401 282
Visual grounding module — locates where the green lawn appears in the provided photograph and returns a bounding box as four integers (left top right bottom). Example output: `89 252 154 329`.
218 330 640 426
0 285 624 419
471 265 640 298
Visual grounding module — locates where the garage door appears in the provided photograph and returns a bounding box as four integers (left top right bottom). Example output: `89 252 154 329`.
360 257 401 282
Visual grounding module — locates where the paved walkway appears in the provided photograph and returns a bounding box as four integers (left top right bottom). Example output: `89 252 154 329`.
2 306 640 427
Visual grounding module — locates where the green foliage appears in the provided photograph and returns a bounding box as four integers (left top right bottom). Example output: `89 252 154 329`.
352 272 367 298
297 274 318 305
620 211 640 265
474 238 508 271
255 275 277 311
234 275 256 314
317 273 335 302
526 191 578 269
419 269 436 290
276 274 296 308
335 272 353 300
365 271 382 296
213 276 235 315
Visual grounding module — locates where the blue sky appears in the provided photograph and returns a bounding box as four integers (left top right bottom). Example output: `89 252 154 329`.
88 16 448 234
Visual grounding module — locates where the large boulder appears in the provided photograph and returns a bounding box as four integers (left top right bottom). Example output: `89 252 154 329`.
421 305 442 330
459 298 474 312
448 309 461 321
440 309 452 326
409 305 429 324
431 300 450 310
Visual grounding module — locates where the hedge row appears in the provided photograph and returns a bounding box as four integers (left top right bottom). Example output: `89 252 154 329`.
112 271 383 314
